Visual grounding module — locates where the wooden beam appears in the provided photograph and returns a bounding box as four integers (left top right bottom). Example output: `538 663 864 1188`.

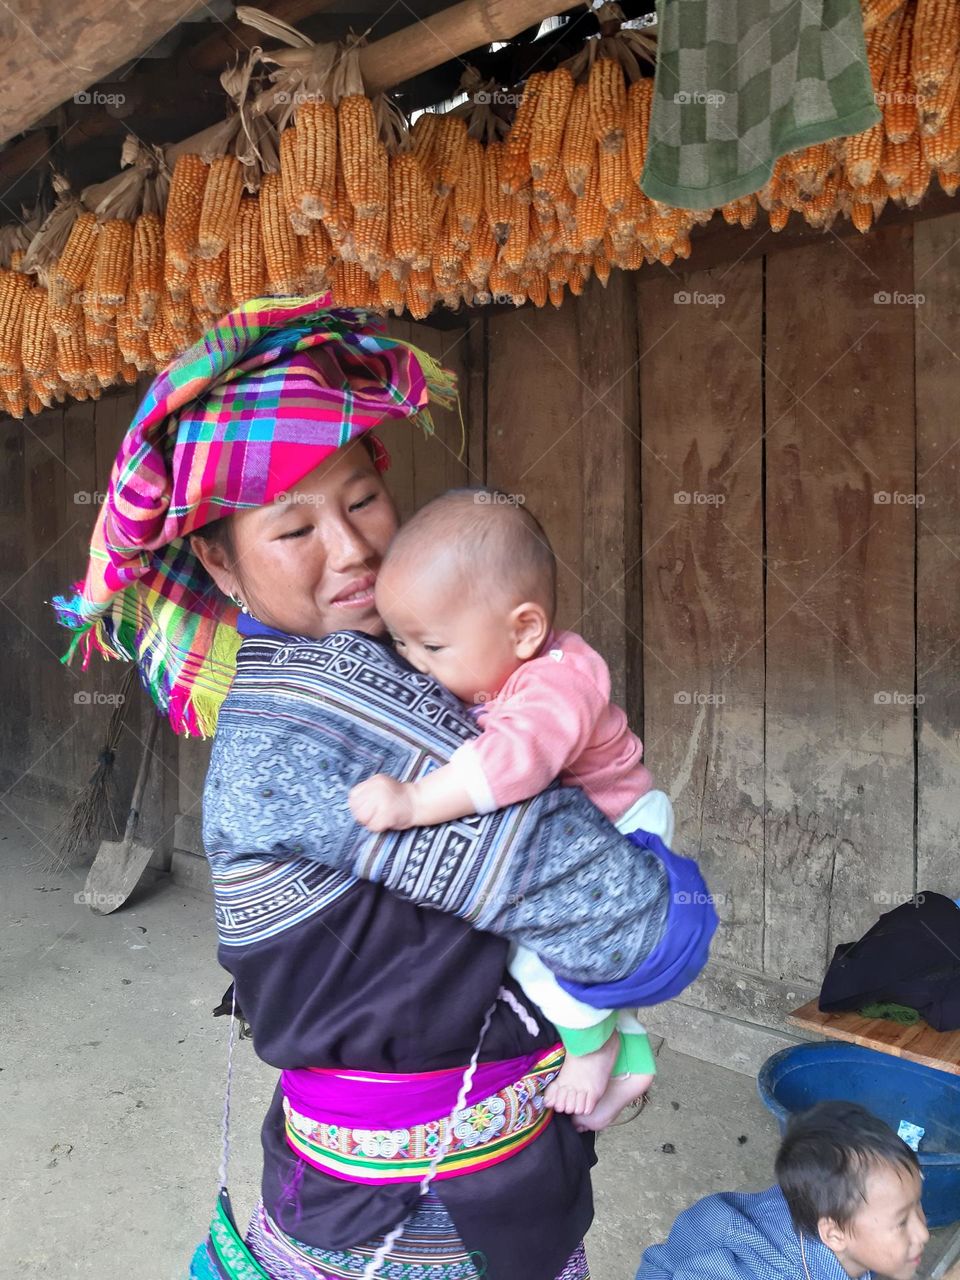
356 0 578 94
183 0 338 75
0 0 205 146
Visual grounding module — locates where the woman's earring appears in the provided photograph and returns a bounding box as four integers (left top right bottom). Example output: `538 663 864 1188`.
230 591 249 615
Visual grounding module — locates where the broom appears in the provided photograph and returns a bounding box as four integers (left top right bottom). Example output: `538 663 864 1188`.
46 664 138 872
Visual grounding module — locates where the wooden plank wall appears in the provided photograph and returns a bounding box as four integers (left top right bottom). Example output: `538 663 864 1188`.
3 211 960 1020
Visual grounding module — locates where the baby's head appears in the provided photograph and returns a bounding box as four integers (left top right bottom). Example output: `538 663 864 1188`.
375 488 556 704
775 1101 928 1280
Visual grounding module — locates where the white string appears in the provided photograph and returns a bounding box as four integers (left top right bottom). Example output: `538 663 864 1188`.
359 996 500 1280
497 985 540 1036
218 985 240 1191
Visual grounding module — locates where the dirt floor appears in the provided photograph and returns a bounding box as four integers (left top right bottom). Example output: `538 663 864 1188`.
1 809 953 1279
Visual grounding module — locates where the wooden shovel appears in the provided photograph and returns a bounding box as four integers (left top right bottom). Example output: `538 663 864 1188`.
82 713 161 914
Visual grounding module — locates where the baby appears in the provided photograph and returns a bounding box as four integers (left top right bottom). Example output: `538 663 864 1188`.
349 487 679 1128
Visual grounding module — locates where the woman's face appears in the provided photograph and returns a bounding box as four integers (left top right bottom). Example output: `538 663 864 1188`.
192 438 399 640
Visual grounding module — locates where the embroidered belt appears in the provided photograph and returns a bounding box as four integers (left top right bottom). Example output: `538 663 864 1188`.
282 1046 564 1184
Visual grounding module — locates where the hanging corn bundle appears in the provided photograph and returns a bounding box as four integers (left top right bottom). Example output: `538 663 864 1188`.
6 0 960 421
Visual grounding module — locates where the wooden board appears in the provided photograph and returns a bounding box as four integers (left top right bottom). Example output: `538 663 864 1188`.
573 269 641 713
764 226 916 982
637 257 766 971
789 998 960 1075
914 213 960 893
486 297 585 629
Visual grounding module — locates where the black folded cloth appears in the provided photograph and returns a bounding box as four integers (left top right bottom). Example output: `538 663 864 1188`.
819 892 960 1033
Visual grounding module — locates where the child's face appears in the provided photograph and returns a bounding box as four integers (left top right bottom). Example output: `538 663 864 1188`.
822 1164 928 1280
375 559 535 704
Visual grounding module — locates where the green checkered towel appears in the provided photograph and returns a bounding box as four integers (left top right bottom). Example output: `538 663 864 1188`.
641 0 881 210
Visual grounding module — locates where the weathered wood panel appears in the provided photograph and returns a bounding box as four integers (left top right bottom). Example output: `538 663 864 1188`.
486 300 585 629
573 271 642 714
914 215 960 892
764 226 916 982
638 258 766 971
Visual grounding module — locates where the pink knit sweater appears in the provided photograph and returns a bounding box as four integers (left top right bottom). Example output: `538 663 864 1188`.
447 629 654 822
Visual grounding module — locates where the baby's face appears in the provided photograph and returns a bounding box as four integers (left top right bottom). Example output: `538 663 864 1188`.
375 558 522 704
829 1164 928 1280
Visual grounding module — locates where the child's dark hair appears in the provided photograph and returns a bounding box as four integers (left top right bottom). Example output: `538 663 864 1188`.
775 1100 920 1235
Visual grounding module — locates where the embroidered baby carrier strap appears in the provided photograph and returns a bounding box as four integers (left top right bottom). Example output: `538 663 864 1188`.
281 1045 564 1184
205 629 670 982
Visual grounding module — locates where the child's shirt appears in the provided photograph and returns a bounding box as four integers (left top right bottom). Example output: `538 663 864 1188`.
636 1185 871 1280
447 629 654 822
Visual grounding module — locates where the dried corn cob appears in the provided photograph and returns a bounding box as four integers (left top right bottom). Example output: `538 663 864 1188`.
939 164 960 194
0 271 30 374
197 250 230 315
296 99 338 218
433 113 468 197
599 143 628 213
901 133 931 205
147 306 176 366
575 153 607 252
389 153 427 264
376 270 404 315
501 197 530 270
131 212 163 327
912 0 960 100
768 204 790 232
881 8 916 142
199 154 245 257
53 212 98 305
354 208 389 275
323 161 355 250
300 219 334 291
455 137 484 236
529 68 575 182
117 298 152 369
91 329 121 387
56 325 90 384
332 259 374 309
21 289 54 382
625 77 654 188
279 129 314 236
164 152 206 274
228 195 266 306
89 218 134 318
411 112 441 172
561 84 594 198
484 141 512 243
867 8 907 95
588 56 627 154
339 96 387 217
467 217 497 289
919 50 960 135
923 73 960 163
260 173 302 295
880 134 914 186
845 120 885 187
501 71 547 195
862 0 906 33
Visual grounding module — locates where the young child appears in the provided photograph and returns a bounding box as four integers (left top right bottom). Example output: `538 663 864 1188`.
348 487 681 1129
637 1100 929 1280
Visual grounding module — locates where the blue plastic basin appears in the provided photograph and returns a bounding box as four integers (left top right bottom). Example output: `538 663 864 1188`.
758 1043 960 1227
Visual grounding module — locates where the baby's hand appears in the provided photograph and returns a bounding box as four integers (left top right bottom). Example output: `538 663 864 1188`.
348 775 417 832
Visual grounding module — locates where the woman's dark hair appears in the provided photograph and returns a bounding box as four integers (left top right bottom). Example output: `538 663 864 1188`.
775 1101 919 1234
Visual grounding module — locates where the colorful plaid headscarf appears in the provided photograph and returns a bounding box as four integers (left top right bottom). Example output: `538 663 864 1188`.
51 293 456 739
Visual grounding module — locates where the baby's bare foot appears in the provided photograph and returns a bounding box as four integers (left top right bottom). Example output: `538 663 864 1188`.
573 1071 654 1132
545 1032 620 1116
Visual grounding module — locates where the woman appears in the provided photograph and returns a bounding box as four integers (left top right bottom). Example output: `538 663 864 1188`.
52 296 648 1280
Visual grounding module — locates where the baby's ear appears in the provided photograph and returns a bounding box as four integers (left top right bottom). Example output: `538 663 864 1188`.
510 601 550 658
